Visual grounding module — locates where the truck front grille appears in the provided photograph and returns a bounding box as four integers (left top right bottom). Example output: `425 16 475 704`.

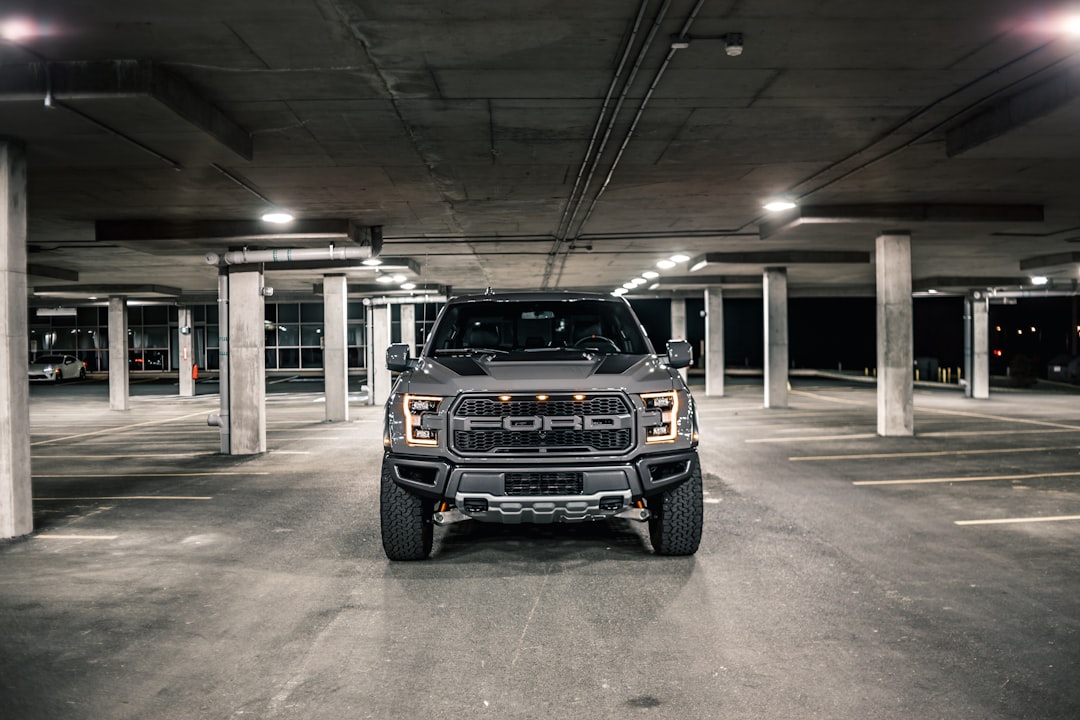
505 472 584 496
451 393 633 456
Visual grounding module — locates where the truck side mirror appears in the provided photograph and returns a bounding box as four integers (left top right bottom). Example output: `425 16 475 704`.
665 339 692 369
386 343 416 372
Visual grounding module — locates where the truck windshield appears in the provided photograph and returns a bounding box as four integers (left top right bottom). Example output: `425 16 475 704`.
428 299 653 355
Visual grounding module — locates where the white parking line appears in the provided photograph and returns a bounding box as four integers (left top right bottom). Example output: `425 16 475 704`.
955 515 1080 526
34 496 213 501
791 446 1078 462
33 472 269 478
748 433 877 444
854 471 1080 486
36 535 119 540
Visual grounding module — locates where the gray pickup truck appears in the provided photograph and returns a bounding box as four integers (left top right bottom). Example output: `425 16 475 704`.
380 291 702 560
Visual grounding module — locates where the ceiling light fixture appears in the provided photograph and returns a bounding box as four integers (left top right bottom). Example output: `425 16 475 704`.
724 32 744 57
375 275 396 284
261 211 294 224
670 253 690 263
361 258 382 266
631 277 646 285
1031 275 1049 285
656 259 677 270
612 288 628 296
642 271 659 279
401 282 416 290
623 282 637 290
763 199 797 212
1063 15 1080 34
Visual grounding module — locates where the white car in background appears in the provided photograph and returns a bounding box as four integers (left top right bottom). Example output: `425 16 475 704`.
28 354 86 382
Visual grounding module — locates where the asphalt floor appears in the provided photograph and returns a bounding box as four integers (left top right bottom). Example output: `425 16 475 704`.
2 376 1079 719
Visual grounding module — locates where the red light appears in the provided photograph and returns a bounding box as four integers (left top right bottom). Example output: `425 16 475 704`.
993 350 1003 357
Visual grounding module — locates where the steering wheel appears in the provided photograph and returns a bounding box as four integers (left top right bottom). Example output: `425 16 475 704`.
573 335 620 352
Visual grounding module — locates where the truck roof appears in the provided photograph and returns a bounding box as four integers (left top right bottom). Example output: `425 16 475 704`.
447 291 621 304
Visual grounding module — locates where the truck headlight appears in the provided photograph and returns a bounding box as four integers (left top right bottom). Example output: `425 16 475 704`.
404 394 442 446
640 390 678 443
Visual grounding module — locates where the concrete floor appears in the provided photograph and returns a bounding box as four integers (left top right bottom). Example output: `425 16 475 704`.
2 377 1079 719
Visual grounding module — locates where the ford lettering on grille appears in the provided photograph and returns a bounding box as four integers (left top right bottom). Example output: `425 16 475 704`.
451 393 633 455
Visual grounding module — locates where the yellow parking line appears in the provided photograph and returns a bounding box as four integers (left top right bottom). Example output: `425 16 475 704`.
790 446 1076 462
854 471 1080 486
35 496 213 501
956 515 1080 526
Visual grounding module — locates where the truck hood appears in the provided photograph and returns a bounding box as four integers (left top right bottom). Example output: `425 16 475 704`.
399 353 677 395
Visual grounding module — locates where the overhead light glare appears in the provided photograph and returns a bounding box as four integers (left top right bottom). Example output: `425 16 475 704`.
375 275 396 284
392 274 406 283
401 282 416 290
763 200 797 212
1031 275 1049 286
261 211 294 224
612 288 628 296
690 260 708 272
1063 15 1080 34
630 277 646 286
927 289 939 295
642 271 659 279
361 258 383 266
656 259 677 270
1 19 37 41
670 253 690 263
623 282 637 290
648 283 660 290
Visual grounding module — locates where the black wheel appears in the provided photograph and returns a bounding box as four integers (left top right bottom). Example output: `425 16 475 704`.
53 370 62 383
78 367 86 380
647 460 703 556
380 458 433 561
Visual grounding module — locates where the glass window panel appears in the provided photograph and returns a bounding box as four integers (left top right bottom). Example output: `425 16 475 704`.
143 326 169 348
206 325 219 349
300 303 324 323
275 325 298 346
278 348 299 368
206 305 218 324
300 324 323 347
143 306 167 324
301 347 323 368
265 349 278 369
277 303 299 323
264 304 277 322
348 302 365 321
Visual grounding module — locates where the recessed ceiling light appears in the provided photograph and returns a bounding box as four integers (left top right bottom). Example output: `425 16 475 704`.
1063 15 1080 34
375 275 396 284
623 282 637 290
670 253 690 263
630 277 646 286
361 258 382 266
763 200 797 212
642 271 659 279
612 288 628 296
1031 275 1049 286
656 259 676 270
401 282 416 290
261 211 294 224
392 274 406 283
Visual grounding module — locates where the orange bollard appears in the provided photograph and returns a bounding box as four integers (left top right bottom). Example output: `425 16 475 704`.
192 364 199 380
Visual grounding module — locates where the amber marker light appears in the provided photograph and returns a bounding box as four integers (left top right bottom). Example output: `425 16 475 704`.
535 394 549 401
499 395 512 402
573 394 586 401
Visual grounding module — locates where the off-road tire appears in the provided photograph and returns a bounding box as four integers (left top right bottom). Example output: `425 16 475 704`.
647 460 703 556
380 458 433 561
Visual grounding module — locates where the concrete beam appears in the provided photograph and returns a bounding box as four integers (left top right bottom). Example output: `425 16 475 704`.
689 251 870 268
34 284 181 299
1019 251 1080 271
914 276 1028 292
0 60 252 160
0 140 32 539
759 204 1043 239
97 219 384 248
27 264 78 282
946 68 1080 157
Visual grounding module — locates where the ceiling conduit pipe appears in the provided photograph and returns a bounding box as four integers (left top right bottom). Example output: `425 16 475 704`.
554 0 707 286
205 244 375 266
542 0 659 288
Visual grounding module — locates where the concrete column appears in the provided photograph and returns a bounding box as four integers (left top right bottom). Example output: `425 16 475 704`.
108 296 129 411
0 140 32 539
763 268 789 408
178 306 195 397
875 232 914 436
670 296 688 383
705 287 725 397
970 294 990 399
228 268 266 454
401 303 416 354
323 274 349 422
366 304 391 406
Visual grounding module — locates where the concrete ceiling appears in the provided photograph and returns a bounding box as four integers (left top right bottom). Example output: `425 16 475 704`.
4 0 1080 300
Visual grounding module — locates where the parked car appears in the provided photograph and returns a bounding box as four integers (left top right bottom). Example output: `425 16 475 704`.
28 354 86 382
1047 354 1080 384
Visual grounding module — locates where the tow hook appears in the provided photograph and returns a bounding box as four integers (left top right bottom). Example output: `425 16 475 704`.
433 508 472 526
614 507 650 522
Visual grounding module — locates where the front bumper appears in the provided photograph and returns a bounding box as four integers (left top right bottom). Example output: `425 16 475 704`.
383 449 699 523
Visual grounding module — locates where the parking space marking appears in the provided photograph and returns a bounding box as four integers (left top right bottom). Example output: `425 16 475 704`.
791 446 1077 462
854 471 1080 486
955 515 1080 526
34 495 213 501
920 428 1080 438
747 433 877 443
918 406 1080 432
32 453 212 459
36 535 119 540
33 472 269 478
30 410 211 446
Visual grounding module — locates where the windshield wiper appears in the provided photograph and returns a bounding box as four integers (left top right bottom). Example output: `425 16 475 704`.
435 347 508 356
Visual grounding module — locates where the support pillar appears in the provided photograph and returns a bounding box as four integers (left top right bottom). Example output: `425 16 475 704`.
366 304 391 406
0 140 32 539
875 232 914 436
228 268 266 454
969 294 990 399
108 296 129 411
323 274 349 422
401 304 416 353
178 306 195 397
705 287 724 397
763 268 789 408
670 296 688 383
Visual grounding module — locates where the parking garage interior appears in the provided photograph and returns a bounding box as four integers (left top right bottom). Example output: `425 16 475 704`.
3 2 1080 718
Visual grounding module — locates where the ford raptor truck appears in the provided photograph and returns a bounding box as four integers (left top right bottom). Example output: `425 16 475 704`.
380 291 702 560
